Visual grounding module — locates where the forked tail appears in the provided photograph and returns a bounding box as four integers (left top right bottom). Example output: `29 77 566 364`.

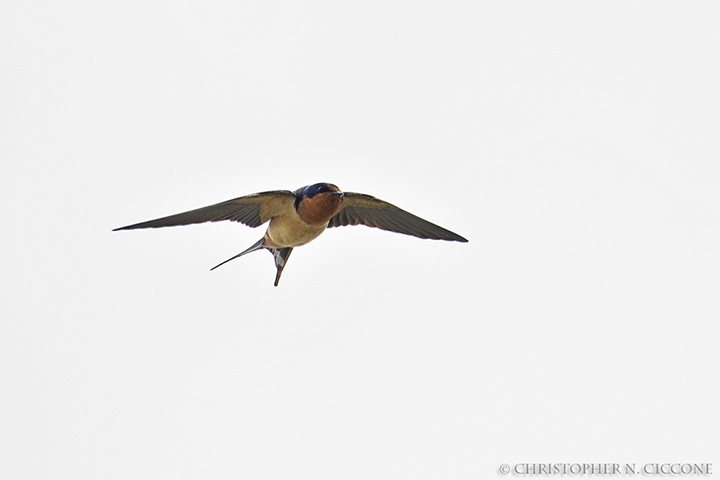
270 247 293 287
210 238 265 271
210 238 294 286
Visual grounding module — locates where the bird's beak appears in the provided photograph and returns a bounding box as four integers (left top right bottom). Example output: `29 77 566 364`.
331 191 345 200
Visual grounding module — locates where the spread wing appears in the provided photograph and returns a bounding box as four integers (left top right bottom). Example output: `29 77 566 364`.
113 190 296 231
328 192 467 242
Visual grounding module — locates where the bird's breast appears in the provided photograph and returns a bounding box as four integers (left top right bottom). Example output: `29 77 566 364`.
265 192 343 248
266 215 328 248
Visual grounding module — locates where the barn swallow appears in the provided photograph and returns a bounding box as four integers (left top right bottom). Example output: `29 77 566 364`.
114 183 467 286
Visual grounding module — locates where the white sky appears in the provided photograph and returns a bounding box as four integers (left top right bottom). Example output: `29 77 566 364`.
1 1 719 479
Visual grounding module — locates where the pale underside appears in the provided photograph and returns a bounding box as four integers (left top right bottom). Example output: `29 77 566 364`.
264 215 328 248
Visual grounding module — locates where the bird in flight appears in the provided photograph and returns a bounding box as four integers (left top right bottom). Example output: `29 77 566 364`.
114 183 468 286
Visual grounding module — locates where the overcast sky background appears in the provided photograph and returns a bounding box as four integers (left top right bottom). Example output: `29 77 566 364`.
1 2 719 479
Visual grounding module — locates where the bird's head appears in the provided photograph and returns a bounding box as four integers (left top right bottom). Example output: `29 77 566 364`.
294 183 344 224
295 182 342 199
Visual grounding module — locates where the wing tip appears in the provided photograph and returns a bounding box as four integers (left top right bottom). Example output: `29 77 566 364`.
112 222 156 231
435 233 468 242
451 232 469 242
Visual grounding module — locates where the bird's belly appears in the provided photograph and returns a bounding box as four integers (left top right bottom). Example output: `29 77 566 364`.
266 216 328 247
